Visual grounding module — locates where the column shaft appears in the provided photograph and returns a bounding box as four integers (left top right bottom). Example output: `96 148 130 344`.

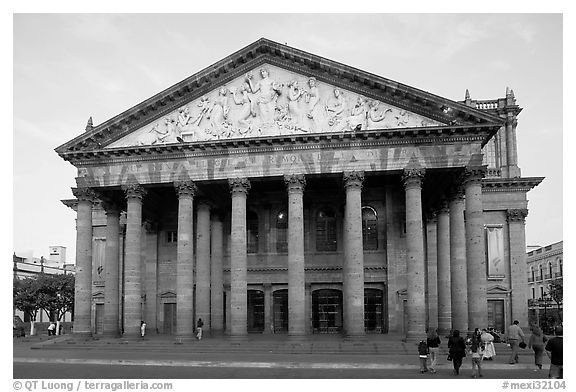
436 204 452 334
229 178 250 339
103 206 120 337
263 284 272 334
196 203 211 332
508 209 530 330
71 188 95 336
343 171 365 337
210 217 224 333
426 214 438 330
449 190 468 333
403 168 426 340
175 181 195 339
465 168 488 331
123 184 145 338
285 174 306 337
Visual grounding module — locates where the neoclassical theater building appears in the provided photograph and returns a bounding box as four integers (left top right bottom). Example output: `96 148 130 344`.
56 39 543 340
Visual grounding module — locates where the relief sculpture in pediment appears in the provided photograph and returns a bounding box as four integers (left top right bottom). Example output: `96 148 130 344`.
110 64 442 148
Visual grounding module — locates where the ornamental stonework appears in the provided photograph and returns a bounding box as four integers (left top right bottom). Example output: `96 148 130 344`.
72 187 97 202
228 177 251 195
343 170 365 190
108 64 442 148
507 208 528 222
463 166 487 186
174 180 197 198
402 167 425 188
284 174 306 192
122 183 147 200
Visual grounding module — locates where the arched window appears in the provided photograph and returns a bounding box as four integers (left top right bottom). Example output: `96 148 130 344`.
316 208 337 252
559 259 563 277
539 264 543 280
540 286 545 299
276 210 288 253
362 206 378 250
247 211 259 254
548 262 553 279
531 287 535 299
530 266 535 281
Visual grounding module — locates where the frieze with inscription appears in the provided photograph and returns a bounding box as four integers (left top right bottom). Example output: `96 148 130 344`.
108 64 442 148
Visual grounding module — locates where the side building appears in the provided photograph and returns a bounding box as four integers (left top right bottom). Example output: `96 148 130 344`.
56 39 543 339
526 241 563 332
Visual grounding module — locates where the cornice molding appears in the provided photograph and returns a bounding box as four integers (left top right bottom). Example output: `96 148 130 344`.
60 125 496 166
482 177 544 193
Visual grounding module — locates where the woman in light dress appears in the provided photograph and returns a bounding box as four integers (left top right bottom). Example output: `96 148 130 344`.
480 328 496 360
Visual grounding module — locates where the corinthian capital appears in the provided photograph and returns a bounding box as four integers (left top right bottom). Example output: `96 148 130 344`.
402 167 425 189
174 180 197 198
463 166 487 186
229 177 251 195
507 208 528 223
122 183 146 200
71 187 97 202
284 174 306 193
343 171 364 190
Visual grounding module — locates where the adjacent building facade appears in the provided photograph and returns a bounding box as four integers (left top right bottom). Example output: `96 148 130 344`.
56 39 543 339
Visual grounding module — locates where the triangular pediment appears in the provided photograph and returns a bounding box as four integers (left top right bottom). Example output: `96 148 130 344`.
56 38 503 154
108 64 444 148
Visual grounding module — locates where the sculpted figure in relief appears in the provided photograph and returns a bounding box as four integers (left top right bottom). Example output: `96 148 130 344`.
305 77 320 119
246 68 283 124
137 120 172 146
367 100 392 129
206 87 231 139
325 88 346 127
230 82 256 136
286 80 306 126
335 96 368 132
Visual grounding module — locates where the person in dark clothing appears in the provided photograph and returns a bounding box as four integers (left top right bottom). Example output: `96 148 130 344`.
448 329 467 375
545 326 563 379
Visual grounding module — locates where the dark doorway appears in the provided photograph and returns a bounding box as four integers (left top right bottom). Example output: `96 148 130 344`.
488 299 505 333
247 290 265 333
94 304 104 335
163 303 176 335
273 289 288 333
312 289 343 333
364 288 384 333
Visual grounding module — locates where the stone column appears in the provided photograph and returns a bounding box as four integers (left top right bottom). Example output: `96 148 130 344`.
285 174 306 338
343 171 365 338
507 209 529 330
425 212 438 331
436 200 452 335
103 203 121 337
210 213 224 334
464 166 488 331
122 183 146 338
402 167 426 340
305 283 312 334
71 187 96 336
174 180 196 340
229 177 251 339
196 202 211 333
449 186 468 333
505 114 521 177
263 283 272 334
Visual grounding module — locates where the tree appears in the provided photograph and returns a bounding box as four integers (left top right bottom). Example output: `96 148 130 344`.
13 277 42 335
547 278 563 323
36 273 75 335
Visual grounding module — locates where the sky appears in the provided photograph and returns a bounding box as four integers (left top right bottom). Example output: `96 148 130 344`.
11 13 564 265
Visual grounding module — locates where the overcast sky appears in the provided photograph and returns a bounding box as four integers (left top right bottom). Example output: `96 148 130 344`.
12 13 563 264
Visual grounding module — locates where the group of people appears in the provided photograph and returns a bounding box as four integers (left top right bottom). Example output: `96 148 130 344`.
417 321 563 379
140 318 205 341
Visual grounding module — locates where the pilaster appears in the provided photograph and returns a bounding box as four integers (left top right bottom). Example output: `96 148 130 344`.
436 200 452 335
449 185 468 333
507 208 529 330
196 202 211 333
102 202 121 337
210 213 224 334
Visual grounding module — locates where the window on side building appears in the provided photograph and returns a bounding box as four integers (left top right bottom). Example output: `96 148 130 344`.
361 206 378 250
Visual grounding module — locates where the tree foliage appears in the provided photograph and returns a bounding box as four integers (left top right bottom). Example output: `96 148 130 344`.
547 278 563 322
14 274 75 322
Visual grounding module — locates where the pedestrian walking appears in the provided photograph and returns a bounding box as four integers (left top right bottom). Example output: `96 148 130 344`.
481 328 496 360
469 330 484 378
140 321 146 338
448 329 467 375
545 326 563 379
418 339 429 373
528 325 548 371
426 328 441 373
196 318 204 340
505 320 526 364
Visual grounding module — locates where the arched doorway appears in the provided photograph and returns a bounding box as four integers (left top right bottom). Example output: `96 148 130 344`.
312 289 343 333
273 289 288 333
364 288 385 333
247 290 265 333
